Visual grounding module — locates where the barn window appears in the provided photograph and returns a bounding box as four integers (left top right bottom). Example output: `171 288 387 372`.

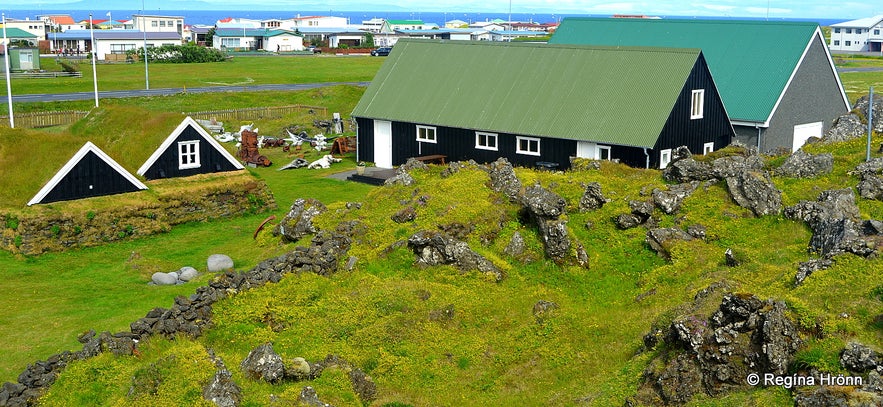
416 125 437 143
178 141 200 169
516 136 540 156
703 142 715 155
691 89 704 119
659 149 672 169
475 132 498 151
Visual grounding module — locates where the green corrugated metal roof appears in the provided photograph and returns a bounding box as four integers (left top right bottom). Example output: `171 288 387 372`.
353 39 701 148
549 18 820 124
0 28 38 38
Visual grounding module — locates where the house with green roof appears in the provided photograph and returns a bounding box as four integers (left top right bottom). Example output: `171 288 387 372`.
550 18 850 153
212 28 303 52
352 39 734 170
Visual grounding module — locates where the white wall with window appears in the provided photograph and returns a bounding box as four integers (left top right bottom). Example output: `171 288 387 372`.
178 141 200 169
691 89 705 119
516 136 540 156
575 141 611 160
659 148 672 169
475 132 498 151
703 142 715 155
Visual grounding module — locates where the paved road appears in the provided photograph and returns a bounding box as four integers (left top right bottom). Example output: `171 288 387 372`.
837 66 883 73
10 81 371 103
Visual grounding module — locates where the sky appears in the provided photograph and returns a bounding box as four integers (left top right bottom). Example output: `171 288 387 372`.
0 0 880 20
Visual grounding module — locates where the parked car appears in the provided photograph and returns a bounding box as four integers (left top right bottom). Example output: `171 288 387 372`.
307 46 321 54
371 47 392 56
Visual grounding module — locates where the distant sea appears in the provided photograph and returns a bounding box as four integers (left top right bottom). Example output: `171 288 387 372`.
0 9 850 28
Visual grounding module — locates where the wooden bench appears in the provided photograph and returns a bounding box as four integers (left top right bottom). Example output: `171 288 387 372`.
412 154 447 165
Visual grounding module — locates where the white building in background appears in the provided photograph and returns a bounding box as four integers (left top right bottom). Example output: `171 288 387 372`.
829 15 883 53
131 14 184 35
289 15 349 28
3 19 48 41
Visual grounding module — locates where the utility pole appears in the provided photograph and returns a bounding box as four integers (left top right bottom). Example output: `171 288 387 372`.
3 13 14 128
89 13 98 107
868 86 875 162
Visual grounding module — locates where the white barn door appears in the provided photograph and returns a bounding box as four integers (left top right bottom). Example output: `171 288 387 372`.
373 120 393 169
793 122 822 152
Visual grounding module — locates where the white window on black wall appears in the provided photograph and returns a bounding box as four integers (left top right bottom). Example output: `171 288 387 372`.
691 89 705 119
178 141 200 169
416 125 437 143
516 136 540 156
475 132 498 151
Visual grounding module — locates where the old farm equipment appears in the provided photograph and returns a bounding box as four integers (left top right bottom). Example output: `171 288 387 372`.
237 129 272 167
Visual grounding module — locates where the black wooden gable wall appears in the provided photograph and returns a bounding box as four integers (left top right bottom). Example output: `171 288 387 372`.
141 125 240 180
42 151 142 203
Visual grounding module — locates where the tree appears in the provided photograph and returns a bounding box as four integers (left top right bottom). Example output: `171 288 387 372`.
205 27 216 47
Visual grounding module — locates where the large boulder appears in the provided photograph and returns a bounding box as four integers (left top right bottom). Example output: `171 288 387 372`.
207 254 235 273
578 182 609 211
776 150 834 178
663 158 716 183
840 342 882 373
645 227 694 258
823 113 867 143
635 294 801 404
239 343 285 383
652 182 699 215
854 94 883 133
784 189 871 258
203 368 241 407
151 272 178 286
712 155 765 179
521 184 566 219
274 198 327 243
407 231 503 282
486 157 522 201
724 170 782 216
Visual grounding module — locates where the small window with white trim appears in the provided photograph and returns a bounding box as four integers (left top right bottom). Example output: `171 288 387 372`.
660 149 672 169
691 89 704 119
516 136 540 156
416 125 437 143
703 142 714 155
178 140 200 169
475 132 498 151
598 145 611 160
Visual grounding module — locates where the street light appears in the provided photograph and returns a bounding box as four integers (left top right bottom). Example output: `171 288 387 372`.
89 13 98 107
2 12 14 128
141 0 150 90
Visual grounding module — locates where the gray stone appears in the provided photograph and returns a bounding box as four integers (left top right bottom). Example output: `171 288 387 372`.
207 254 234 273
391 206 417 223
615 213 643 230
785 189 869 258
486 157 522 201
407 230 503 282
858 175 883 200
400 157 429 172
652 182 699 214
532 300 559 322
776 150 834 178
273 198 327 243
863 220 883 235
795 258 833 285
348 368 377 404
629 200 655 222
239 343 285 383
521 184 566 219
823 113 867 143
203 368 241 407
645 228 694 258
504 231 525 257
537 218 571 263
724 248 739 267
298 386 333 407
712 155 765 179
384 170 415 186
854 94 883 134
578 182 609 211
151 272 178 286
840 342 882 373
178 266 199 282
284 357 312 381
724 170 782 217
663 158 717 183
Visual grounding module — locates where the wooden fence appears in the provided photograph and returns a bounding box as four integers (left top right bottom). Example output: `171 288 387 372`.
9 71 83 79
0 110 89 128
183 105 328 122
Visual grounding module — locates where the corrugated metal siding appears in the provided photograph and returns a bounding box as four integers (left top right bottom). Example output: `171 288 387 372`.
353 39 700 149
41 151 141 203
550 18 819 124
355 117 375 163
652 54 735 166
142 126 240 179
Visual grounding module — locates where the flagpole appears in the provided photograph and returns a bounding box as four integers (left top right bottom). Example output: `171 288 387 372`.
2 12 14 128
141 0 150 90
89 13 98 107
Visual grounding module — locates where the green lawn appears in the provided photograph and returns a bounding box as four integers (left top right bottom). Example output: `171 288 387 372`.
2 55 384 96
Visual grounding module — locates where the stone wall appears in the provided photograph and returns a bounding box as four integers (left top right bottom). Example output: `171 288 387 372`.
0 180 276 255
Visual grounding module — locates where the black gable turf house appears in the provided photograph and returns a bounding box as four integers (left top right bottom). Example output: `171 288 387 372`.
352 39 735 170
137 116 244 180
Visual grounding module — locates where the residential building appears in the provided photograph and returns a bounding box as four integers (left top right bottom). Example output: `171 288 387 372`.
212 28 304 52
829 15 883 53
49 30 182 60
353 39 734 170
132 14 184 35
2 19 47 41
550 18 850 152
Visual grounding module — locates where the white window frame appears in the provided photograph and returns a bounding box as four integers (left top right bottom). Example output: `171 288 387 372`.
475 131 498 151
659 148 672 169
703 142 714 155
516 136 540 156
416 125 437 143
178 140 200 170
221 38 240 48
597 145 611 160
691 89 705 120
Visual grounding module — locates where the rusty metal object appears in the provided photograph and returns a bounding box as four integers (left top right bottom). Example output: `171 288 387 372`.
237 129 272 167
254 215 276 239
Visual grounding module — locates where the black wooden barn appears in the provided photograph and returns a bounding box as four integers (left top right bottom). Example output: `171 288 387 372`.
137 116 244 180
